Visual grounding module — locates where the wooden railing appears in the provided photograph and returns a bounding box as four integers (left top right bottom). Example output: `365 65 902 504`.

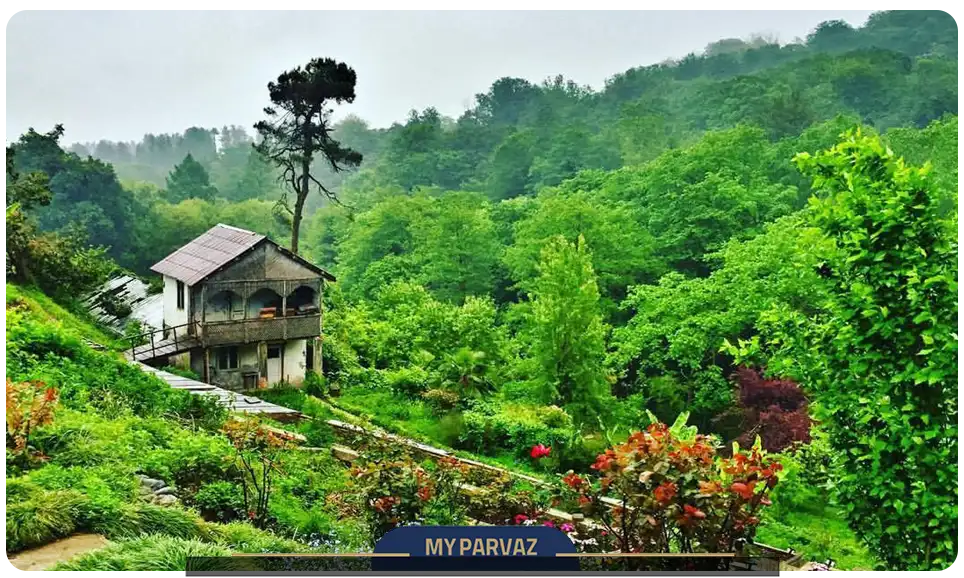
200 313 321 346
127 321 199 360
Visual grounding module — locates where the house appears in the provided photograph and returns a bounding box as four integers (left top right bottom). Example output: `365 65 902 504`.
138 223 335 391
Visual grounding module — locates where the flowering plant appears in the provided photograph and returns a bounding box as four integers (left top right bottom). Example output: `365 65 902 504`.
352 446 468 544
559 416 780 555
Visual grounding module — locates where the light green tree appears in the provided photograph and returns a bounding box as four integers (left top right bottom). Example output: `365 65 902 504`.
526 235 611 420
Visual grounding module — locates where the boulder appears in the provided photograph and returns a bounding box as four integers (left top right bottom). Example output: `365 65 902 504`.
153 494 179 507
137 476 166 491
153 486 176 496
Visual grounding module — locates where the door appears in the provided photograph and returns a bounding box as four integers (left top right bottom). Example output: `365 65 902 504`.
266 344 282 385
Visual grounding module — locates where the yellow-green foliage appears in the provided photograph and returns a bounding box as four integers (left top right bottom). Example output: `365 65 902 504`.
52 535 233 571
6 283 124 350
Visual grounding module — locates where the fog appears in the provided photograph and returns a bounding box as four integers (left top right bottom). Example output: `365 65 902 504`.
6 10 874 144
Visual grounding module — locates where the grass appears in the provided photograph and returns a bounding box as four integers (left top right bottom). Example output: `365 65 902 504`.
6 283 125 350
757 506 877 570
52 535 233 571
5 489 83 552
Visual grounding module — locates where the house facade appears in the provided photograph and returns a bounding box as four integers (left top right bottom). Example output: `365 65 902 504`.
148 224 334 391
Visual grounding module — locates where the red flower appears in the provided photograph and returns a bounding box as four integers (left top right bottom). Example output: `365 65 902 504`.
562 472 584 489
530 444 551 459
654 481 677 504
417 485 433 501
542 520 555 528
514 514 529 525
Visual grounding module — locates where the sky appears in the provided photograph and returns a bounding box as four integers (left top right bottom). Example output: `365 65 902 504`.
5 10 876 145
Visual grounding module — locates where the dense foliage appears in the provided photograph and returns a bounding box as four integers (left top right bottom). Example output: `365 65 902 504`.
730 130 958 569
5 10 956 571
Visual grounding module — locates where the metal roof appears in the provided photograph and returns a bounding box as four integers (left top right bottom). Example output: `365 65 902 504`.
150 224 266 286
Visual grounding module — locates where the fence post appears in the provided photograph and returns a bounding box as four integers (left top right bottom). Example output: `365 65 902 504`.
173 325 178 352
150 329 156 359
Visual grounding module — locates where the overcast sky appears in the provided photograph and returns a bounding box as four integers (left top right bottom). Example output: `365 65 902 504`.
6 10 875 145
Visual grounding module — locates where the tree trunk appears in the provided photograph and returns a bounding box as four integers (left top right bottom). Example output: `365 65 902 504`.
291 152 310 254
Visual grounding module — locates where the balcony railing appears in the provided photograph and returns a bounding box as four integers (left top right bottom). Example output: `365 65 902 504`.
200 314 321 346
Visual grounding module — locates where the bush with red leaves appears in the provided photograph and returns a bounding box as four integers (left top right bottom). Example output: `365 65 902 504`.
728 367 812 453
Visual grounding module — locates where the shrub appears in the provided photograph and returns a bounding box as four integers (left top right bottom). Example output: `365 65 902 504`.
30 412 159 468
350 445 468 545
560 417 781 556
140 429 235 494
98 291 133 319
5 378 59 468
421 388 460 415
161 365 202 380
303 371 326 398
133 504 205 539
726 367 812 453
193 481 246 523
458 402 574 459
166 389 229 432
384 366 430 398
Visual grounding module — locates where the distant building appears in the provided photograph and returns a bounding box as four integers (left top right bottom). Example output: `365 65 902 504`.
135 223 334 391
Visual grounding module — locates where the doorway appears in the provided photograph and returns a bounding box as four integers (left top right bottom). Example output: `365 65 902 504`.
266 344 282 384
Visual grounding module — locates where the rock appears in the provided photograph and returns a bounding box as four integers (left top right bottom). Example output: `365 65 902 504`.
137 476 165 491
153 486 176 496
153 494 178 507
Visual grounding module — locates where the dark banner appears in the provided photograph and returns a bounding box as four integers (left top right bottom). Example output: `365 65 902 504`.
186 525 780 575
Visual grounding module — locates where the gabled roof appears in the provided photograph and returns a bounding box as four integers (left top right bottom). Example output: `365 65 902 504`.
150 224 334 285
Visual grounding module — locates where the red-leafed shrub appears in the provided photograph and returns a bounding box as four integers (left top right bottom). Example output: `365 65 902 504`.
559 419 781 555
730 367 811 452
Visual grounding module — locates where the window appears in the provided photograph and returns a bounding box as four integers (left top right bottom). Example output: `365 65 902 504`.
267 346 281 360
176 280 185 310
216 346 239 370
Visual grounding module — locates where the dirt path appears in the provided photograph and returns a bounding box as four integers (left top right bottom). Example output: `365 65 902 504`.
7 534 108 571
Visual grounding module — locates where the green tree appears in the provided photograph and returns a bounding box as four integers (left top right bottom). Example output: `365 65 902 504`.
165 153 218 202
254 57 363 254
414 191 499 303
505 187 658 311
740 130 957 569
525 235 611 419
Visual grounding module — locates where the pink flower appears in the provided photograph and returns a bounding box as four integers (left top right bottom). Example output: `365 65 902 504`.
542 520 555 527
530 444 552 459
560 523 574 533
514 514 529 525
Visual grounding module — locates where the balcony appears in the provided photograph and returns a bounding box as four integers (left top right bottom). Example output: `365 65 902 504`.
198 277 324 346
200 313 321 346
